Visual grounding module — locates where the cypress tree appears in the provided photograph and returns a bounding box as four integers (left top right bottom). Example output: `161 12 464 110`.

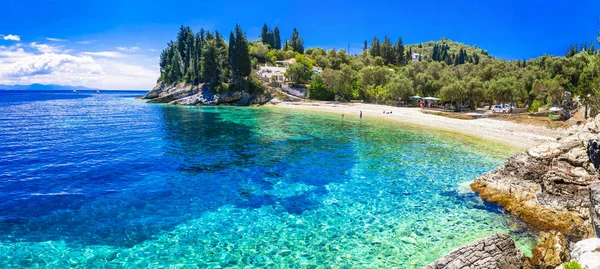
395 37 405 65
364 40 368 51
228 31 237 81
261 24 269 46
290 28 304 53
273 27 281 49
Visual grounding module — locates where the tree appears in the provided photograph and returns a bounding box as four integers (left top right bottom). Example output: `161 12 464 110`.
384 74 414 102
394 37 405 66
250 42 269 63
323 65 355 100
290 28 304 53
273 27 281 49
201 39 223 87
234 24 251 77
380 36 396 65
369 37 381 57
308 74 334 100
285 62 311 87
261 24 269 46
228 31 237 80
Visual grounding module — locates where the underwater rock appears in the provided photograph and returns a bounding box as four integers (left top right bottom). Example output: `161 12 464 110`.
471 117 600 239
421 233 525 269
530 231 570 268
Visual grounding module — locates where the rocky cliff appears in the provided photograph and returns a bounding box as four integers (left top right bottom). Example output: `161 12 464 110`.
471 117 600 239
143 83 272 106
421 234 525 269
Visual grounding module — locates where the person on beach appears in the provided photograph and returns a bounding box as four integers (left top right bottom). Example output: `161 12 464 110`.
360 111 362 119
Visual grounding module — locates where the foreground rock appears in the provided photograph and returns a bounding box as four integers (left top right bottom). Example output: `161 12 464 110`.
422 234 525 269
569 238 600 269
590 179 600 237
471 117 600 239
530 231 570 268
143 83 272 106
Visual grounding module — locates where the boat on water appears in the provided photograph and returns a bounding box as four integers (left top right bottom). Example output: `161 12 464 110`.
95 90 100 93
72 90 76 92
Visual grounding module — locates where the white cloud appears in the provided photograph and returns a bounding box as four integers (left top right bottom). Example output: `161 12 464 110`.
76 40 94 45
0 43 158 90
81 51 127 58
30 42 64 54
1 34 21 41
46 37 67 42
116 46 140 52
147 48 156 52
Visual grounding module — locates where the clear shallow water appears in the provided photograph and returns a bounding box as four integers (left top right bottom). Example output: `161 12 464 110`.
0 90 535 268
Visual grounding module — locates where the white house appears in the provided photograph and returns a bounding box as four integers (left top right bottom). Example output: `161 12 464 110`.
411 53 422 61
258 65 287 82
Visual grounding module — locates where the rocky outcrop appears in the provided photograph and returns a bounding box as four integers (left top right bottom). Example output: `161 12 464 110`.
471 116 600 239
530 231 570 268
421 234 525 269
569 238 600 269
590 182 600 237
143 83 273 106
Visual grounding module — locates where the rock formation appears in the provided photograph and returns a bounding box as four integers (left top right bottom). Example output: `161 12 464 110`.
590 182 600 237
421 233 525 269
143 83 273 106
568 238 600 269
529 231 570 268
471 117 600 239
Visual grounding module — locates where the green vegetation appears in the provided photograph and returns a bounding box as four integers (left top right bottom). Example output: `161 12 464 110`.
562 261 584 269
157 23 600 115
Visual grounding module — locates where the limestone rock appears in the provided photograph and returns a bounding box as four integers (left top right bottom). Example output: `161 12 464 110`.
530 231 570 268
590 181 600 237
569 238 600 269
421 233 525 269
471 119 600 238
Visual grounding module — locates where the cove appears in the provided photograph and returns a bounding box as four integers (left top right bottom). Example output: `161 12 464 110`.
0 91 535 268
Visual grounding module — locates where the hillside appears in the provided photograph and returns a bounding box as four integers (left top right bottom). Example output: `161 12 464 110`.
405 38 494 64
0 84 99 91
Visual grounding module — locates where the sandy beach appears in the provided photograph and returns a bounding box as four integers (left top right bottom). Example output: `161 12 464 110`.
273 101 565 150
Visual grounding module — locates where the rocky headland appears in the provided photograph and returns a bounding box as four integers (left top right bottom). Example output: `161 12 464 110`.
142 83 276 106
424 116 600 268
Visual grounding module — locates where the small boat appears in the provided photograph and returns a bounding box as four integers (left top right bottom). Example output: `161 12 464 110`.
73 90 76 92
95 90 100 93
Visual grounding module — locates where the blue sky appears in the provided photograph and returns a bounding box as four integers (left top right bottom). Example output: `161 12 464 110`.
0 0 598 89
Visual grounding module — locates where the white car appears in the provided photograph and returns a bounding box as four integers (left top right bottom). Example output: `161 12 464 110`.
491 105 507 113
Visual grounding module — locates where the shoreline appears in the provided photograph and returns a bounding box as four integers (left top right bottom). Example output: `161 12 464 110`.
269 101 565 151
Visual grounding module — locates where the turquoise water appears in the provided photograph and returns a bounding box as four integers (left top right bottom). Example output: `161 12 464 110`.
0 91 534 268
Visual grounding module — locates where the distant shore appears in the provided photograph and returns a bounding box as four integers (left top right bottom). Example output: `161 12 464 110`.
270 101 564 150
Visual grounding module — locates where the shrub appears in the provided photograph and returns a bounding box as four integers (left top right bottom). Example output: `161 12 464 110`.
308 77 333 101
562 261 583 269
529 99 542 113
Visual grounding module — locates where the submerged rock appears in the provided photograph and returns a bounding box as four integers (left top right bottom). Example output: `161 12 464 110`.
471 116 600 239
421 233 525 269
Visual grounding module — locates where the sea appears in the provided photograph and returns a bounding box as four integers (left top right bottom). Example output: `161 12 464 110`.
0 90 535 268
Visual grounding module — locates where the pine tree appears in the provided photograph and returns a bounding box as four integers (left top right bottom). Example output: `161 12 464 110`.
273 27 281 49
201 39 222 86
235 24 251 78
364 40 368 51
369 37 380 57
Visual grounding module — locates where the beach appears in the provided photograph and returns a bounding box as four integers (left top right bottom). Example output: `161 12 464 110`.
273 101 565 150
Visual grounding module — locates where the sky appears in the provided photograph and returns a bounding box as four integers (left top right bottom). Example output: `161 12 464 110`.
0 0 598 90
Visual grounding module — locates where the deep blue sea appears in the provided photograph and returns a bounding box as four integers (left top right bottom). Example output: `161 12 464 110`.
0 90 534 268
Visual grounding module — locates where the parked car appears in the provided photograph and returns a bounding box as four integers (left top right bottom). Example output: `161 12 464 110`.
492 105 507 113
